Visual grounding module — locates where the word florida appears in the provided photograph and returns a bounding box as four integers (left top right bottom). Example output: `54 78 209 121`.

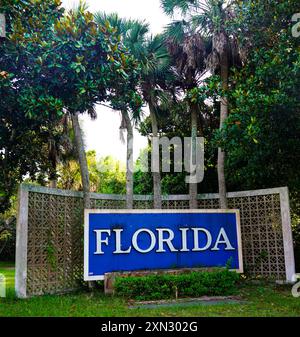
93 227 235 255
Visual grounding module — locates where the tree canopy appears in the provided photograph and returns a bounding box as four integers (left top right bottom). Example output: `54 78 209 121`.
0 0 299 221
0 1 142 212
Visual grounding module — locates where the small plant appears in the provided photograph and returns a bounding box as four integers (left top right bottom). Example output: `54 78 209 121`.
46 242 57 271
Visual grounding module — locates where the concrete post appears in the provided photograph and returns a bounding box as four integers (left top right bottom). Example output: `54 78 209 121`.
280 187 296 282
15 186 29 298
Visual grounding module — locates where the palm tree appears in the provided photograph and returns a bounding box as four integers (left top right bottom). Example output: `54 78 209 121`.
138 35 172 209
119 109 134 209
95 14 171 209
125 30 173 209
126 28 172 209
162 18 207 209
95 13 147 209
161 0 241 208
193 0 234 209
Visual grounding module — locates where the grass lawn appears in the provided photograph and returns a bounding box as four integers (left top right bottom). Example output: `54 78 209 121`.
0 263 299 317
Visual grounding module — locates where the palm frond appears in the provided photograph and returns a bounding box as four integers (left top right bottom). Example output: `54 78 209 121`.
163 20 187 44
191 14 211 36
160 0 199 16
94 12 125 35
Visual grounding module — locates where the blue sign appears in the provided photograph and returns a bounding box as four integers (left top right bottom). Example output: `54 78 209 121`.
84 210 243 281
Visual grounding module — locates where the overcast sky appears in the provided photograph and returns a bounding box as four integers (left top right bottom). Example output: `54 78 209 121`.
61 0 170 163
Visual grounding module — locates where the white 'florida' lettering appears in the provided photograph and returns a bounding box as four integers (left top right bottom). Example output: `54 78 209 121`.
192 228 212 252
94 227 236 255
94 229 111 254
211 227 235 251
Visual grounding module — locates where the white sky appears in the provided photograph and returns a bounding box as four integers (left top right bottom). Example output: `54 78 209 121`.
61 0 170 162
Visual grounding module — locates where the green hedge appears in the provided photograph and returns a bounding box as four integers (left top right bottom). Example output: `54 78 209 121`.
114 269 241 301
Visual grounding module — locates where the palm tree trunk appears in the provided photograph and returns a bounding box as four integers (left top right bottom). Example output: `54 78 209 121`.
189 104 198 209
71 112 91 209
218 50 229 209
122 110 134 209
149 102 162 209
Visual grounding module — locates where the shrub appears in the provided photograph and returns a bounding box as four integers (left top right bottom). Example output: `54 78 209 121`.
114 268 241 301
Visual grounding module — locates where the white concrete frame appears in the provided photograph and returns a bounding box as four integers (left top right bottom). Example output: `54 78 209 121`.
15 184 296 298
15 187 29 298
279 188 296 282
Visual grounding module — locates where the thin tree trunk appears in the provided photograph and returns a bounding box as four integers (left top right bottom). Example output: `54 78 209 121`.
49 158 57 189
218 49 229 209
122 110 134 209
149 102 162 209
49 180 57 189
49 160 57 189
189 104 198 209
71 112 91 209
48 138 57 189
71 112 94 290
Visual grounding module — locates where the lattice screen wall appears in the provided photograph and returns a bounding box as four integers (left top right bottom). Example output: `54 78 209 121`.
15 185 295 298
